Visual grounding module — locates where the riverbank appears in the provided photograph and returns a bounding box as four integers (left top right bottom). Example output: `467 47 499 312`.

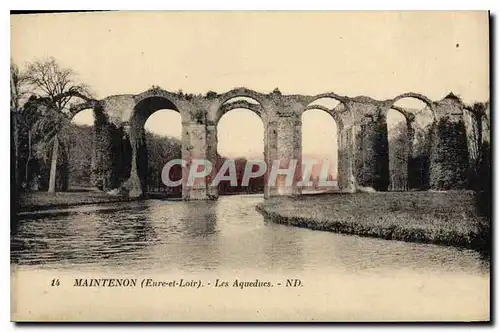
256 191 490 253
16 190 133 212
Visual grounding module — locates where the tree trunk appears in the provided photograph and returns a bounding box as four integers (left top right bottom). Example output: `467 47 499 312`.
25 129 31 188
48 134 59 193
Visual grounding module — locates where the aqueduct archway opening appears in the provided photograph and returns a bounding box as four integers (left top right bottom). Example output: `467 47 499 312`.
126 95 184 197
387 96 435 191
216 106 265 194
214 95 265 195
143 108 182 197
301 97 341 194
67 109 96 191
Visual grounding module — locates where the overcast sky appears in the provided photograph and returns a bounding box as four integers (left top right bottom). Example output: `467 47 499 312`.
11 11 489 165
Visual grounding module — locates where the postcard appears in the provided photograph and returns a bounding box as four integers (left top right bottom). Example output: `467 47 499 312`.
10 11 490 322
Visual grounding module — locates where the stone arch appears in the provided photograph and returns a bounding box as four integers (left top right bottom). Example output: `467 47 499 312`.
210 91 269 198
69 100 100 120
133 96 182 125
307 92 350 106
211 96 266 196
134 88 183 106
390 93 436 121
218 87 267 106
300 96 355 193
216 101 265 155
215 107 266 195
303 104 344 129
123 93 188 198
133 88 192 124
216 99 264 124
302 94 351 124
213 88 268 124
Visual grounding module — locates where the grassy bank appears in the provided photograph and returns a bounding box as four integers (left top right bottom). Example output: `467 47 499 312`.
257 191 490 253
17 190 133 212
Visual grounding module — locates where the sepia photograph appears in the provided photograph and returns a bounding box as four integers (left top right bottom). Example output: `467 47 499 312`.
10 10 491 322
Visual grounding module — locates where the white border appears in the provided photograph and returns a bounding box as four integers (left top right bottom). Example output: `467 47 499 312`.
5 1 498 10
3 1 498 331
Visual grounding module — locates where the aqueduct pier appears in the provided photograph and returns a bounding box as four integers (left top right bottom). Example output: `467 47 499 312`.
70 87 488 200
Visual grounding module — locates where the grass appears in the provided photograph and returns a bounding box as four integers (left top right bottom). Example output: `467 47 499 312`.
256 191 490 253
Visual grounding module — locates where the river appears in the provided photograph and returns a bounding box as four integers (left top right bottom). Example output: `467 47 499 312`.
11 194 490 321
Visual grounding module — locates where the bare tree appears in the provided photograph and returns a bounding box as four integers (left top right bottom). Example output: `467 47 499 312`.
24 57 92 193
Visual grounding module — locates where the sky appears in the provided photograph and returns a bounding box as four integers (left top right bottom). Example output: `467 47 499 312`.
11 11 489 164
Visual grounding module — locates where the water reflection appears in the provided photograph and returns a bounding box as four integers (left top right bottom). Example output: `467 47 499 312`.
12 195 489 276
11 203 159 266
150 200 221 271
261 222 306 272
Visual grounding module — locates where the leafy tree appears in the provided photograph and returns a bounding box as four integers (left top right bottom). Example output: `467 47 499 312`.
66 124 94 188
11 62 29 199
24 57 92 193
144 132 182 196
11 64 21 192
216 155 264 195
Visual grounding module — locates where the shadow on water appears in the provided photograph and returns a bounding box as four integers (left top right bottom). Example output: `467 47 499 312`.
149 200 223 271
11 199 223 270
11 201 158 267
176 200 218 238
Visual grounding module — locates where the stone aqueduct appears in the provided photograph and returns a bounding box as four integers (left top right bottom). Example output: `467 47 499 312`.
70 87 480 200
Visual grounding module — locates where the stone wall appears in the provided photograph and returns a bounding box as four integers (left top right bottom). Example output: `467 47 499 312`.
429 95 470 190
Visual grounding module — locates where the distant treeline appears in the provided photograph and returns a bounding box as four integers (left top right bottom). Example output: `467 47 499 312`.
144 133 265 196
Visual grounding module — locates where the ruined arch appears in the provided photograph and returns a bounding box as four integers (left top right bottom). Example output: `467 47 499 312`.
390 93 436 120
391 92 433 104
300 95 354 192
70 106 96 127
213 88 268 125
211 91 269 194
132 96 181 126
302 94 350 126
125 94 185 198
216 107 265 195
216 103 265 159
134 88 183 108
218 87 267 106
306 92 350 107
69 100 99 119
133 88 191 124
216 98 264 124
303 104 344 127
